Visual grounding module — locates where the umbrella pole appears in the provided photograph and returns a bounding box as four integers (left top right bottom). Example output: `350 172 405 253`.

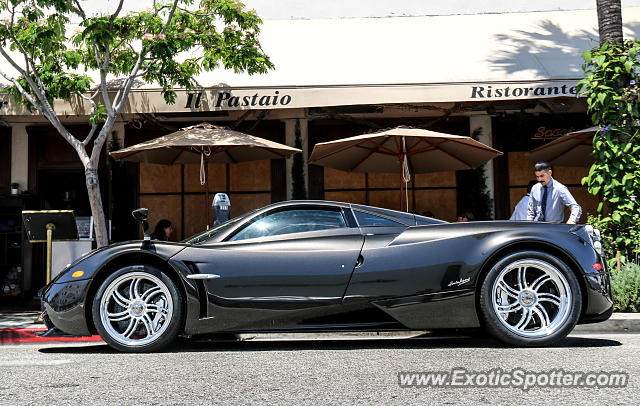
399 172 403 211
205 156 210 229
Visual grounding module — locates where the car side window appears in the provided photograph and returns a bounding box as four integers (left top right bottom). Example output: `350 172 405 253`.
229 209 347 241
354 210 404 227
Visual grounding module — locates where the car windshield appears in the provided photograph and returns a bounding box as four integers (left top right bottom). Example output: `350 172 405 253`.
182 209 257 244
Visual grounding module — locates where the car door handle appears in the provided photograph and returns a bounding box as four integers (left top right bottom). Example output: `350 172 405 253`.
186 274 221 280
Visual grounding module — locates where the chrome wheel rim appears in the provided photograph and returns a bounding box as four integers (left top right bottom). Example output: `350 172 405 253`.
100 272 173 347
491 259 571 338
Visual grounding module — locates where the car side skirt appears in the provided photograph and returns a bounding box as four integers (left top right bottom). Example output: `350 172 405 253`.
371 289 480 329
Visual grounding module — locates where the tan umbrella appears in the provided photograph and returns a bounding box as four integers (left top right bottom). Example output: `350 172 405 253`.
309 126 502 211
110 123 301 226
525 126 598 167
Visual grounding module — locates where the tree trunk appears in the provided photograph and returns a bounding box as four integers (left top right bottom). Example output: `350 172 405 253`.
85 165 109 247
597 0 624 45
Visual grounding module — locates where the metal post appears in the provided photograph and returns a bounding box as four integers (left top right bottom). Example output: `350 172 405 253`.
45 223 55 284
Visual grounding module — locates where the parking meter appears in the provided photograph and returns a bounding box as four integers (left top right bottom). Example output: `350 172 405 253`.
213 193 231 226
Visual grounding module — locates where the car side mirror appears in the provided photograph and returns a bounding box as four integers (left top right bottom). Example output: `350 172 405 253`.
132 208 150 240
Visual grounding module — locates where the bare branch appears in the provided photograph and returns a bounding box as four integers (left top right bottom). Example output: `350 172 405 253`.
0 68 89 164
132 66 150 78
79 89 101 101
83 123 98 146
72 0 87 19
94 41 115 117
151 4 172 18
73 1 112 116
159 1 179 35
2 11 56 105
0 46 52 113
0 20 35 74
0 69 44 113
109 0 126 31
112 1 178 112
79 90 100 146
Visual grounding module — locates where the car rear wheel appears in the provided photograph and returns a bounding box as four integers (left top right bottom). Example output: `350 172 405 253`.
92 265 183 352
479 250 581 347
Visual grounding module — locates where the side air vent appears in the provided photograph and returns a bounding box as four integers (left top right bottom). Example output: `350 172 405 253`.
184 262 208 319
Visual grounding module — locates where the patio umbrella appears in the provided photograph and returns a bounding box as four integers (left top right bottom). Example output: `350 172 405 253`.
110 122 301 227
525 126 598 167
309 126 502 211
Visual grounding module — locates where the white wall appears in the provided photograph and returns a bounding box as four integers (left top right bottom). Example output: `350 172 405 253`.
82 0 640 20
246 0 640 20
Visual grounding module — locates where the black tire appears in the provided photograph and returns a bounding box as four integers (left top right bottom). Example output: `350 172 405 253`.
479 250 581 347
92 265 183 352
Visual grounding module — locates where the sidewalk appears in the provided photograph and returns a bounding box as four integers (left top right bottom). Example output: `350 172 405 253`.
1 311 639 345
0 311 102 345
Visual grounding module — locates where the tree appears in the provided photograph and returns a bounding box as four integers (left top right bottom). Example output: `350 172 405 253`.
577 2 640 263
597 0 624 45
578 42 640 262
0 0 273 246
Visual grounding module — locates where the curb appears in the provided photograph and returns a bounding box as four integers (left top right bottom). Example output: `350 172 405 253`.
573 313 640 333
0 327 103 345
0 313 638 344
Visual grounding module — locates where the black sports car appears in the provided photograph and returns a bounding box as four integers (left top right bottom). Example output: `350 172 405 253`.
41 200 613 352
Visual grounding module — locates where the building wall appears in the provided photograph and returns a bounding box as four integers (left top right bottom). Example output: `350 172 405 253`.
0 127 10 193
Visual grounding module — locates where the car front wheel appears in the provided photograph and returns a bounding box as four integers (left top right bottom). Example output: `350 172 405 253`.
92 265 183 352
479 250 581 347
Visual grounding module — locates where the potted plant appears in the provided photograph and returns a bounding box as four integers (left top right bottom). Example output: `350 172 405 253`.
10 182 19 195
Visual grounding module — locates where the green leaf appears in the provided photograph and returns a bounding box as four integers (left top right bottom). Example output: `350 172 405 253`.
597 92 607 105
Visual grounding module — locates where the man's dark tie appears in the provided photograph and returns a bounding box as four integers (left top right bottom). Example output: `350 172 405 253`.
540 185 548 221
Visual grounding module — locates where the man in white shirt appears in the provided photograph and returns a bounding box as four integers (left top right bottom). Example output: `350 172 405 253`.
510 180 537 220
526 162 582 224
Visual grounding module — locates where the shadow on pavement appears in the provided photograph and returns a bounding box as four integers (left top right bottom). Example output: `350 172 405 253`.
38 334 623 354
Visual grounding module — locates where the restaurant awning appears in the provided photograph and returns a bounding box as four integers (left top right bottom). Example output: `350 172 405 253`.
2 7 640 115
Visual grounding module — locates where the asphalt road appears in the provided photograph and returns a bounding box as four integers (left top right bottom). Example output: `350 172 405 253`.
0 332 638 405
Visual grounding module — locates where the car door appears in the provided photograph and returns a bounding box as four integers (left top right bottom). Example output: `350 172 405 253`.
343 209 413 303
173 206 364 330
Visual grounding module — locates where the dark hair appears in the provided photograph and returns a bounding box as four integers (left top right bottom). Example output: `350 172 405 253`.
534 161 552 172
526 180 538 194
457 211 475 221
151 219 172 241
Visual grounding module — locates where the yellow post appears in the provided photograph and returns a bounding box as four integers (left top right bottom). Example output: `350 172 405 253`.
45 223 56 284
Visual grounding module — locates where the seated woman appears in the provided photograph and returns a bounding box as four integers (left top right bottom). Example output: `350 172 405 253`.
151 219 173 241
